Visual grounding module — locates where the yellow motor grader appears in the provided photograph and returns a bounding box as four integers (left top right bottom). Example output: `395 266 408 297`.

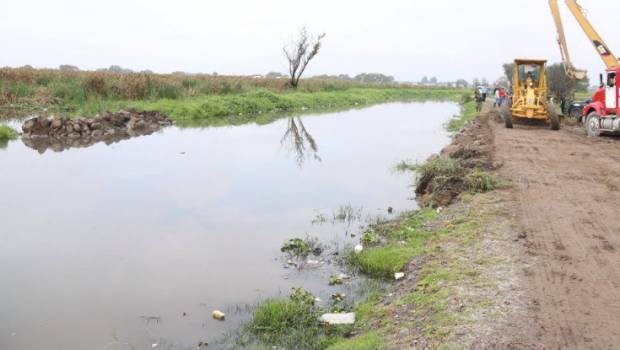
501 59 560 130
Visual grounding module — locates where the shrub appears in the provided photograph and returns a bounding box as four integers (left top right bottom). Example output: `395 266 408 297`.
157 83 181 99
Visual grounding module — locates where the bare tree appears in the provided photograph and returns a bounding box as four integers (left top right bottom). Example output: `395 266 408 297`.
283 27 326 88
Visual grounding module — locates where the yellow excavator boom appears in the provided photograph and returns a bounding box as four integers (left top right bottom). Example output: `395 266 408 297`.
548 0 588 79
563 0 619 70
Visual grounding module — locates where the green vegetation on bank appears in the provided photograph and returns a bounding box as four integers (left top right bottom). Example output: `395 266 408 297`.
446 94 476 132
0 125 18 147
0 67 467 124
326 205 487 349
237 288 351 349
113 87 467 124
346 209 438 279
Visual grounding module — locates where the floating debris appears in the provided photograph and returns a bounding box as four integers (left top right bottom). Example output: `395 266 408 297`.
331 293 346 302
320 312 356 325
354 244 364 254
394 272 405 280
212 310 225 321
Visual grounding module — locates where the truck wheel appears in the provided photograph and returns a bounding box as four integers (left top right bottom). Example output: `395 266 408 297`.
548 102 560 130
586 112 601 137
500 100 513 129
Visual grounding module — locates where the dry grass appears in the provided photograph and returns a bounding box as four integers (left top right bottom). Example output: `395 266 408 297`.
0 67 413 107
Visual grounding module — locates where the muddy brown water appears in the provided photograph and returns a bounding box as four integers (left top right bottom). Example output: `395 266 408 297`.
0 102 458 350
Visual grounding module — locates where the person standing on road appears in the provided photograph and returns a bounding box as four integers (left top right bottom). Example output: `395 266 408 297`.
475 88 483 112
494 88 501 108
499 88 507 107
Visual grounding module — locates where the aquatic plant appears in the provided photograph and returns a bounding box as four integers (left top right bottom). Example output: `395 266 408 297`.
281 236 321 258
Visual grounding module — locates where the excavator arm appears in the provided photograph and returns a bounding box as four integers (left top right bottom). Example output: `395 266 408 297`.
562 0 619 70
548 0 588 79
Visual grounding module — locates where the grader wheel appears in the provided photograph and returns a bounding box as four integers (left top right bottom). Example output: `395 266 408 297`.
548 102 560 130
500 100 513 129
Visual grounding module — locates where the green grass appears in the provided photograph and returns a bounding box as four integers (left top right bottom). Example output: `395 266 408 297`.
346 209 438 279
446 100 476 132
1 67 467 124
415 157 462 182
327 331 384 350
0 125 18 148
464 169 502 193
341 202 490 347
239 289 349 350
71 87 467 124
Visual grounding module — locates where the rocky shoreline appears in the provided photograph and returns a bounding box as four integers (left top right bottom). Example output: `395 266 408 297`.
21 110 173 153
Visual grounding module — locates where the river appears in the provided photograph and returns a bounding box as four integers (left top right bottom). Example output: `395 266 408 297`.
0 102 458 349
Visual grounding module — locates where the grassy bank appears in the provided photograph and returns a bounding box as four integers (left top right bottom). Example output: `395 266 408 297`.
446 100 476 132
0 67 467 124
103 87 467 125
330 192 515 349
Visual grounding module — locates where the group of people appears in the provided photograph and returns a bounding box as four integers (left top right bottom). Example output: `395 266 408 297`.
474 86 508 112
493 87 507 108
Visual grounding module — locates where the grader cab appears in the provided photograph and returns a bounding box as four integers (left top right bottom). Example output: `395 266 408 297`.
502 59 560 130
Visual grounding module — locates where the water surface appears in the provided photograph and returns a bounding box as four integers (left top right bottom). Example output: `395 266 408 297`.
0 102 458 349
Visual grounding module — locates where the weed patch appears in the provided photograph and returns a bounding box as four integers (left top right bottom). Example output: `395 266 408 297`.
465 169 502 193
281 236 321 258
0 125 18 147
239 288 348 350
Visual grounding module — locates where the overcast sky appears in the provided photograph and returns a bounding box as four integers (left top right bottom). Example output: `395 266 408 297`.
2 0 619 83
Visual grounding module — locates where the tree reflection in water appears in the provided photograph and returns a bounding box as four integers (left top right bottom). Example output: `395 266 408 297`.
281 117 322 167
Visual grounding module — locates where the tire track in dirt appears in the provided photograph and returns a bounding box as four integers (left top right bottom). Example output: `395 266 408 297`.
490 116 620 349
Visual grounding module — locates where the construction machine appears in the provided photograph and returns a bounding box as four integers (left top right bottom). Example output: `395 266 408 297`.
501 59 560 130
548 0 620 136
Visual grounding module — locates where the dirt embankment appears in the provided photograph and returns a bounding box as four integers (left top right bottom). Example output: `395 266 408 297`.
390 103 620 349
21 110 173 153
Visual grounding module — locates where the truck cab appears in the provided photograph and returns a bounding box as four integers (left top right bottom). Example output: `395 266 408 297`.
583 67 620 136
585 68 620 117
604 70 618 114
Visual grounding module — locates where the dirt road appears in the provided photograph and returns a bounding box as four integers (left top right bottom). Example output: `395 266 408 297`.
491 114 620 349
